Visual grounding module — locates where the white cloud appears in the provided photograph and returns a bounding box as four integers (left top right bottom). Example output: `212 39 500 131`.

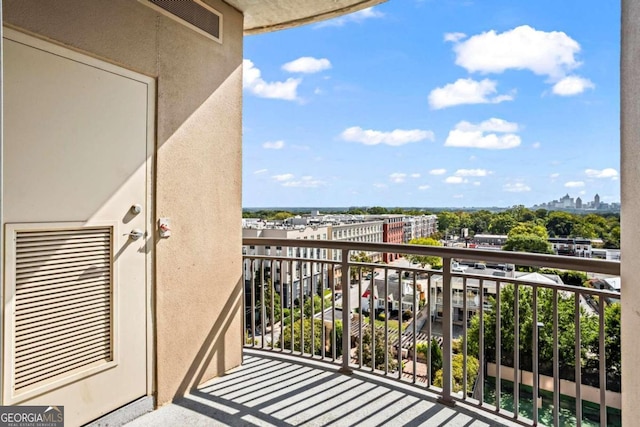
253 169 268 174
411 173 421 178
281 176 326 188
532 142 541 149
454 168 491 177
243 59 301 101
445 119 521 150
550 173 560 179
565 181 585 188
272 173 294 182
428 78 514 109
282 57 332 74
456 118 519 133
585 168 618 179
262 140 285 149
579 190 587 195
552 75 595 96
340 126 435 146
504 183 531 192
315 7 384 28
429 168 447 175
451 25 582 80
389 173 407 183
445 176 468 184
473 181 481 186
453 194 464 199
373 183 388 189
418 185 430 190
444 32 467 43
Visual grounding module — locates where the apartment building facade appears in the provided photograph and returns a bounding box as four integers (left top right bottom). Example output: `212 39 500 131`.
243 226 330 308
403 214 438 242
379 215 405 262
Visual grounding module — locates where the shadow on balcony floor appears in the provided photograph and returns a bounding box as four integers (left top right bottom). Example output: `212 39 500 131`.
126 349 521 427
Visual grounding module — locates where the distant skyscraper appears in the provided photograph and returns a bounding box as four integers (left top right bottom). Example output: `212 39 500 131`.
594 194 601 209
576 197 582 209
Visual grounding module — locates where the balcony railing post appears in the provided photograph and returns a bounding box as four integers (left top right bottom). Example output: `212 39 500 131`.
339 248 352 374
438 257 455 407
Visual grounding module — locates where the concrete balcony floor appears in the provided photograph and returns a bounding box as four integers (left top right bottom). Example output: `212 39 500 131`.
126 349 521 427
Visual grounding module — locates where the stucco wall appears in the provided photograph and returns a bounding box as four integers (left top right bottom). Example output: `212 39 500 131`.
3 0 243 406
621 0 640 423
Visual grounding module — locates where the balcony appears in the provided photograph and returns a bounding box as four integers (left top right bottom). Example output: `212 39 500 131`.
237 238 620 427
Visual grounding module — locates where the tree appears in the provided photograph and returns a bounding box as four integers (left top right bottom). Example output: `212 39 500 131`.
346 207 366 215
279 318 343 357
466 285 613 385
508 223 548 239
350 251 373 282
584 302 621 390
535 208 549 220
367 206 388 215
507 205 535 222
416 338 442 382
546 211 576 237
604 225 620 248
488 212 517 235
604 303 621 379
359 327 397 371
503 234 553 254
256 280 281 326
503 222 553 254
270 211 295 221
437 211 460 235
303 295 327 318
406 237 443 269
469 210 492 234
433 354 479 394
571 221 597 238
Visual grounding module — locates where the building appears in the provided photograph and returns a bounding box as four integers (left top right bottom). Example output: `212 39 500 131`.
404 214 438 242
378 215 405 262
532 193 620 212
549 237 594 257
473 234 509 247
0 1 382 425
243 226 330 308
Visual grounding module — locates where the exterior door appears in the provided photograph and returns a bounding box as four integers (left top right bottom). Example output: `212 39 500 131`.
2 29 154 426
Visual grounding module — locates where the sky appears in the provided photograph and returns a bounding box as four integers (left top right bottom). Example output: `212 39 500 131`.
242 0 620 209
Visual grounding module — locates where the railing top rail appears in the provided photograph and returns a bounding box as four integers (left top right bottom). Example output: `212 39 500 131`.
242 237 620 276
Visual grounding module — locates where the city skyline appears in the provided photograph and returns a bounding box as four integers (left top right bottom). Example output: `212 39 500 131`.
242 0 620 208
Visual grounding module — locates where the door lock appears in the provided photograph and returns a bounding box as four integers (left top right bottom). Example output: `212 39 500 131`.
128 229 144 240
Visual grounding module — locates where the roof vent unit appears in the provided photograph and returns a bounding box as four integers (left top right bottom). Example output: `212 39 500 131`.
142 0 222 43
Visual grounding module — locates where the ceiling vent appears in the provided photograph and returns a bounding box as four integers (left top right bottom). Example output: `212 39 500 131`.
142 0 222 43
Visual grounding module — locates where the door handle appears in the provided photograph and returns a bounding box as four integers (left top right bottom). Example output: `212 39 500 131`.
128 229 144 240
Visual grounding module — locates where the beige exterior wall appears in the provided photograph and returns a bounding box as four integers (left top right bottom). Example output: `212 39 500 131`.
621 0 639 423
3 0 244 406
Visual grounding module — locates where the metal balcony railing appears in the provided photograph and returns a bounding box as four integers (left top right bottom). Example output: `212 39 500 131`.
242 238 621 427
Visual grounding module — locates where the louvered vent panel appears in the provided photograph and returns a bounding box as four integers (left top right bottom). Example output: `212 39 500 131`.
149 0 220 39
13 227 113 392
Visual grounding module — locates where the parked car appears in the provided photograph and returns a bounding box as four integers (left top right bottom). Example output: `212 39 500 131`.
451 262 468 273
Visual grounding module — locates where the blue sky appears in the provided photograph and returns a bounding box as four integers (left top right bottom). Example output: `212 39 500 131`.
242 0 620 208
